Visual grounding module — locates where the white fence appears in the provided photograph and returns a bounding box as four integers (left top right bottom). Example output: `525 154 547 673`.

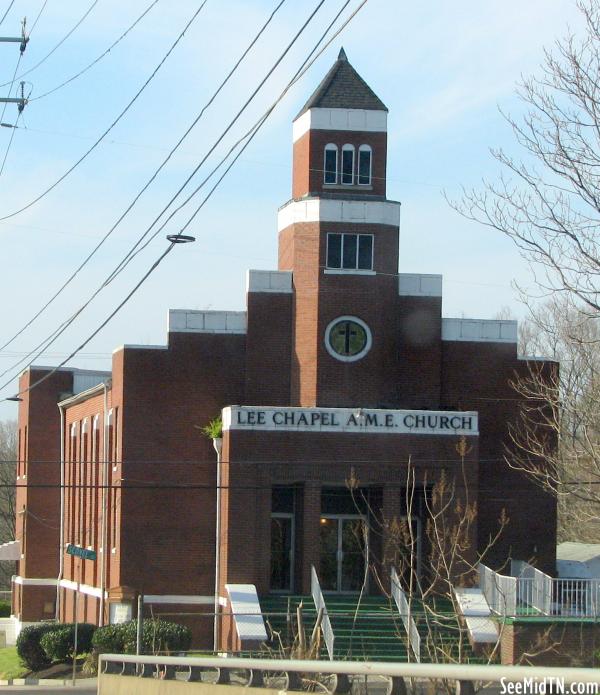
390 568 420 662
511 560 552 615
311 566 334 660
479 564 516 616
483 561 600 618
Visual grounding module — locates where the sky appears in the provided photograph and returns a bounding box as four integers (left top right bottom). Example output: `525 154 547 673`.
0 0 585 420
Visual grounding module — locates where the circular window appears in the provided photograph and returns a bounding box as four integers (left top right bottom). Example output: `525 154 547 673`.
325 316 372 362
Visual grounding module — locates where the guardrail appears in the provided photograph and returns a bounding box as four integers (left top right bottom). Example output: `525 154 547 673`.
390 567 420 662
479 563 516 616
99 653 600 693
311 566 334 660
511 560 600 617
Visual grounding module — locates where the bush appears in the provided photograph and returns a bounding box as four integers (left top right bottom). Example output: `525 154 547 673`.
16 623 59 670
40 623 96 662
0 600 11 617
92 619 191 655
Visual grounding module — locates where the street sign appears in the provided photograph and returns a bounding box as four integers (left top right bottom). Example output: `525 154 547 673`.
66 544 97 561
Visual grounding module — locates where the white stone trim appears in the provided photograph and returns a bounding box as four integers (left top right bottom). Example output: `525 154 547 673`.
169 310 247 334
12 576 56 587
399 273 442 297
293 108 387 142
246 270 293 294
144 595 214 605
113 344 167 353
59 579 105 599
324 269 376 276
442 318 517 343
223 406 479 436
278 198 400 232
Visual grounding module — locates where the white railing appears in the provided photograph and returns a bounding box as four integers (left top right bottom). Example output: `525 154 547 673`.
552 578 600 617
311 566 334 660
479 564 516 617
99 653 600 687
390 567 420 662
511 560 600 617
511 560 551 615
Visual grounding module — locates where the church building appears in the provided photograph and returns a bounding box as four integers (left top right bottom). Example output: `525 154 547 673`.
11 50 556 649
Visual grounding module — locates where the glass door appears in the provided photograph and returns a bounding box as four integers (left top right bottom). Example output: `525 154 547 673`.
271 514 294 592
319 515 368 592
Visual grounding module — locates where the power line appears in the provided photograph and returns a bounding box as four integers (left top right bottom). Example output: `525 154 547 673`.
0 0 210 223
2 0 368 400
0 0 326 381
30 0 161 101
0 107 20 176
0 0 288 361
0 0 15 27
0 0 99 89
28 0 49 37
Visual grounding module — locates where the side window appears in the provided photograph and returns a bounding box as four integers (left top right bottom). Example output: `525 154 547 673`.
324 144 338 184
341 144 355 185
358 145 372 185
327 233 373 271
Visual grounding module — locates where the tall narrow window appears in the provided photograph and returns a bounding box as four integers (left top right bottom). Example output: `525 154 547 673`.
358 145 372 185
324 144 338 184
327 233 374 271
341 144 355 185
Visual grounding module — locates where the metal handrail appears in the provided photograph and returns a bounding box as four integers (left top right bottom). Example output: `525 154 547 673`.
390 567 420 662
311 566 334 660
99 653 600 685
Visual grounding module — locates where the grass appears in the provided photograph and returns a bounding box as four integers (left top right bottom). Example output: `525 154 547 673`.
0 647 27 680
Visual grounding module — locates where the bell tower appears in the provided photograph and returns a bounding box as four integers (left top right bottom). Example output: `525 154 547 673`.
278 49 401 407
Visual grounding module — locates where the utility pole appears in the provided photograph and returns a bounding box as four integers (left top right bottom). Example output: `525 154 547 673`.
0 18 29 113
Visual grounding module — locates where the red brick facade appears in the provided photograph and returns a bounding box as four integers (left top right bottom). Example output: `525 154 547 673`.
12 52 557 650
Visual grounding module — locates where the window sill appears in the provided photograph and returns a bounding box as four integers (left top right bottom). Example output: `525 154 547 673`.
324 268 376 276
323 183 373 191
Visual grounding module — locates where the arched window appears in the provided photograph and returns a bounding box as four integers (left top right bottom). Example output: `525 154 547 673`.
341 144 355 185
324 144 338 184
358 145 372 185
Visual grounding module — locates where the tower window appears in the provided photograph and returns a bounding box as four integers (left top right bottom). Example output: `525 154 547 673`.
324 144 338 184
341 144 355 185
327 233 373 271
358 145 372 185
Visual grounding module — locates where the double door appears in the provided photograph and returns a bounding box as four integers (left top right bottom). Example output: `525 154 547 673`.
320 515 367 592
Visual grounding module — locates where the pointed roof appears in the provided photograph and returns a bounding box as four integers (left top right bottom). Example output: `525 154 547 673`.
295 48 387 119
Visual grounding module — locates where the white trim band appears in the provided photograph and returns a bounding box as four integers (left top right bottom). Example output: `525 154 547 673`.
246 270 293 294
399 274 442 297
293 108 387 142
278 198 400 232
144 595 214 605
169 310 247 335
442 318 517 343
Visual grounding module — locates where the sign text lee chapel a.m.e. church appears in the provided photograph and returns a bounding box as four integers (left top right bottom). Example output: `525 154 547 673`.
223 406 478 436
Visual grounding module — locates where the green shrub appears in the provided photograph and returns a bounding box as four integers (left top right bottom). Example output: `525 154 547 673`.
92 619 191 655
0 600 11 617
40 623 96 662
16 623 59 670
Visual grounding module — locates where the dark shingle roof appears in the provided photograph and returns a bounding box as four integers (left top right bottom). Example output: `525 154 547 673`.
295 48 387 118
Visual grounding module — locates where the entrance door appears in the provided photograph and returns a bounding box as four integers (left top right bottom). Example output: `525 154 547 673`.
319 515 367 592
271 514 294 592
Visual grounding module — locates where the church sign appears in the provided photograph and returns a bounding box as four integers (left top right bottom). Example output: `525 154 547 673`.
223 406 478 436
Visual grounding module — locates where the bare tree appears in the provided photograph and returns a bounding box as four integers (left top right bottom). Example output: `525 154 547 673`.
454 1 600 542
509 296 600 542
0 421 16 588
456 0 600 314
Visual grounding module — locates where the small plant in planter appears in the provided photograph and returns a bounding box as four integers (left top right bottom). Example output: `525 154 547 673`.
201 416 222 440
